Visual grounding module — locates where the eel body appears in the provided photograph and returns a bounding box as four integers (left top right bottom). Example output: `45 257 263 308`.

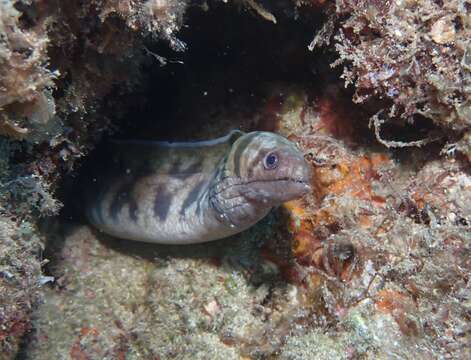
86 130 311 244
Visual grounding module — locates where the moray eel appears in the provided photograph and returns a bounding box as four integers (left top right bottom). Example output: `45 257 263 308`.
86 130 311 244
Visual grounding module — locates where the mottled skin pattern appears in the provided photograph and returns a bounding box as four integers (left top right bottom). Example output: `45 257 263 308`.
86 131 311 244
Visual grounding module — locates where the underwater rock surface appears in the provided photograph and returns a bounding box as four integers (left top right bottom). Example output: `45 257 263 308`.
23 87 471 359
0 0 470 359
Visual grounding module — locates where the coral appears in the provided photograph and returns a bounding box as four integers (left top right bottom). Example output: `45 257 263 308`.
46 0 188 144
0 0 191 218
0 138 52 358
1 0 189 146
0 217 44 359
0 1 57 142
331 0 471 137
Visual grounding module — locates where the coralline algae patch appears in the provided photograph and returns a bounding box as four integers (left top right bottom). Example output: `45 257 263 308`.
284 151 390 275
374 289 421 337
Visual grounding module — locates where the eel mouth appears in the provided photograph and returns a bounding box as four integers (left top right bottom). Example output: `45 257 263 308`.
210 176 312 203
236 177 312 203
276 177 311 193
247 176 311 188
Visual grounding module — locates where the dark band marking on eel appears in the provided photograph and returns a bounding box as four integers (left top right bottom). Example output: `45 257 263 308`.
172 160 204 180
154 184 173 221
246 149 266 178
110 181 138 221
180 180 206 215
129 201 138 222
169 160 203 180
169 159 182 174
233 132 258 177
195 179 212 216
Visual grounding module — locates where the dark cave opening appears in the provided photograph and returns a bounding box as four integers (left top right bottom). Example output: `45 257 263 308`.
56 2 332 228
112 2 331 140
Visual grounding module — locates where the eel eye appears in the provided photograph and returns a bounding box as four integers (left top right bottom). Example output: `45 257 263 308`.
264 152 279 170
